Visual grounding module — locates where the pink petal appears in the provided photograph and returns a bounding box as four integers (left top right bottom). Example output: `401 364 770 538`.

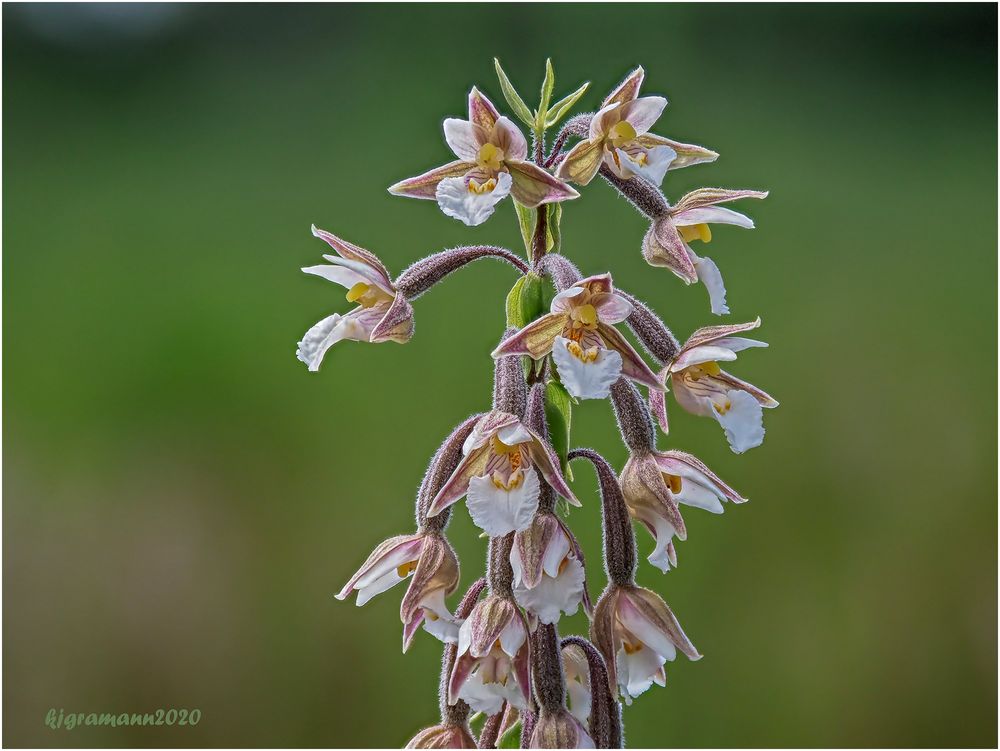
426 444 491 517
672 188 768 213
388 160 474 200
554 138 604 186
492 117 528 162
506 161 579 209
642 218 698 283
492 313 567 359
636 134 719 169
444 118 486 161
310 225 393 291
681 317 762 351
602 66 645 107
597 323 662 390
468 87 500 130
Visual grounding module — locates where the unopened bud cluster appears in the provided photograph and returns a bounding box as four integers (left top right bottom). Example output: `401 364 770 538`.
299 60 778 748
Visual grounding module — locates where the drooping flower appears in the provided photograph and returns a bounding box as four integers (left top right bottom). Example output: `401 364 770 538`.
591 585 700 702
643 188 768 315
296 225 414 371
556 66 717 187
561 643 592 727
389 88 578 226
449 595 531 716
405 724 478 749
427 411 579 536
510 513 587 625
336 532 461 650
650 318 778 453
621 450 746 573
493 274 662 400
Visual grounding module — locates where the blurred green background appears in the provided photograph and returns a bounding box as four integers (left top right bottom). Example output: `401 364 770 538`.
3 3 996 748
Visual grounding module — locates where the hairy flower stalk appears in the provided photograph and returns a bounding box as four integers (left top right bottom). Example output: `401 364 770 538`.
311 59 777 747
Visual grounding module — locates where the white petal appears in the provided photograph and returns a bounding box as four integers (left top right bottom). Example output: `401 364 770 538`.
355 567 405 606
457 618 473 657
301 262 368 291
296 313 365 371
550 285 586 313
541 529 571 579
646 515 677 574
435 172 512 227
673 206 755 229
715 390 765 453
567 680 592 726
621 96 667 135
616 645 666 700
457 671 507 716
614 145 675 187
496 420 533 447
692 253 729 316
552 336 622 400
670 378 719 420
443 118 481 160
499 617 527 656
619 599 678 662
710 336 768 353
672 344 739 371
513 558 585 624
466 468 540 536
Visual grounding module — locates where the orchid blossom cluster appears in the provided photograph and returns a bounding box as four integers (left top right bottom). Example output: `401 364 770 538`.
301 61 777 749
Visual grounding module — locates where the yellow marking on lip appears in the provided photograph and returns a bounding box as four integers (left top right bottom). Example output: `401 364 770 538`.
679 223 712 244
477 142 504 172
467 177 498 194
608 120 637 148
566 340 600 363
663 474 682 494
397 560 418 578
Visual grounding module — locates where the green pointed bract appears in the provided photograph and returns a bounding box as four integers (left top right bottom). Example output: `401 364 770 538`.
544 380 574 481
545 80 590 128
537 58 556 130
505 272 546 330
494 58 535 128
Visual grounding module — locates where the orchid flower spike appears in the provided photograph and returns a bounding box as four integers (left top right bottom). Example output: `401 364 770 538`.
621 450 746 573
493 274 662 400
389 88 578 226
449 595 532 716
556 67 717 187
591 584 700 703
427 411 579 537
651 318 778 453
336 531 461 651
297 226 414 371
510 513 587 625
643 188 768 315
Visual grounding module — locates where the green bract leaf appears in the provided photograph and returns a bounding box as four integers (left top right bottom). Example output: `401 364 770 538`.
545 80 591 128
494 58 535 128
505 273 545 329
545 380 574 481
513 200 534 254
498 719 522 749
546 202 562 254
537 58 556 130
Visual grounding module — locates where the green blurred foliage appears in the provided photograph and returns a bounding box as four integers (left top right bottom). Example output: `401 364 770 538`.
2 3 996 748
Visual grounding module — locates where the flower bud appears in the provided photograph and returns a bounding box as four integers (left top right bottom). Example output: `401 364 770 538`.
529 709 594 749
405 724 477 749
